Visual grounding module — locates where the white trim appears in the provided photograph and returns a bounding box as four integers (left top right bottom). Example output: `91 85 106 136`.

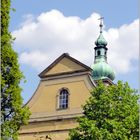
41 71 91 81
29 112 83 123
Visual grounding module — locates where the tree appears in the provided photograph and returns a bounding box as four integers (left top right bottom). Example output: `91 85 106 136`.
68 81 139 140
1 0 30 139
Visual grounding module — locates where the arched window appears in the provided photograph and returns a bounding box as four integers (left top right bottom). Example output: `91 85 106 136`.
105 51 107 56
59 88 69 109
97 50 101 56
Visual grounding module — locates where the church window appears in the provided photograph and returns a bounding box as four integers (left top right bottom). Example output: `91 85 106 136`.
97 50 101 56
59 88 69 109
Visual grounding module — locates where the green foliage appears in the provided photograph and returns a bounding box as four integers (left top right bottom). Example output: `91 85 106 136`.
68 81 139 140
1 0 31 139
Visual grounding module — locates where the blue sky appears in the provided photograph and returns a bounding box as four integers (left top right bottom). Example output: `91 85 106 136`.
10 0 139 103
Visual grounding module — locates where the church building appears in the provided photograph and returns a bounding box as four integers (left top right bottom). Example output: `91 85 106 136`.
19 19 115 140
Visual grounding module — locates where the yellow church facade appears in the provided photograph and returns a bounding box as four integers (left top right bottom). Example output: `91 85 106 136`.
19 19 115 140
19 53 97 140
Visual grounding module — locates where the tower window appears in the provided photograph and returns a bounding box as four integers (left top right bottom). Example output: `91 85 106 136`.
97 50 101 56
59 88 69 109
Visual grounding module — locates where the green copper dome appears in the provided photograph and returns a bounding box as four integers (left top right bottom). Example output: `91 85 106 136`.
91 61 115 81
95 33 107 47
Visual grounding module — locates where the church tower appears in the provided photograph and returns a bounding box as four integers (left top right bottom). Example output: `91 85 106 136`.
91 17 115 81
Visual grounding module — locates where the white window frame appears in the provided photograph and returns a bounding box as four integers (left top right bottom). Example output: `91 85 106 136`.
56 88 70 110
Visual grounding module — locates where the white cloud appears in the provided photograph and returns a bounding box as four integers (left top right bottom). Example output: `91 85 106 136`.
105 19 139 73
19 51 49 71
12 9 139 74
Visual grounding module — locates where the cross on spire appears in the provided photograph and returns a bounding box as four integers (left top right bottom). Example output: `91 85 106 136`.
98 17 104 33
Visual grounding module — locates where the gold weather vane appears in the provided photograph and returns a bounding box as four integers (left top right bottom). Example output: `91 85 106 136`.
98 17 104 33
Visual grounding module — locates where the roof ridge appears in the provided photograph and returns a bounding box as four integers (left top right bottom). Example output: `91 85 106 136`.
39 53 92 78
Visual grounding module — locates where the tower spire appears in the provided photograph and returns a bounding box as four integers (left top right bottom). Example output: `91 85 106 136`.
98 17 104 33
95 17 107 47
91 17 115 81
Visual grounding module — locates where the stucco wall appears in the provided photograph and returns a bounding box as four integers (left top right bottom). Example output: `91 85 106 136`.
19 72 95 140
45 57 86 75
20 118 78 140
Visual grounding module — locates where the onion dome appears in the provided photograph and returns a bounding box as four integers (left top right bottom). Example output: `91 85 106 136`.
91 61 115 81
95 33 107 47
